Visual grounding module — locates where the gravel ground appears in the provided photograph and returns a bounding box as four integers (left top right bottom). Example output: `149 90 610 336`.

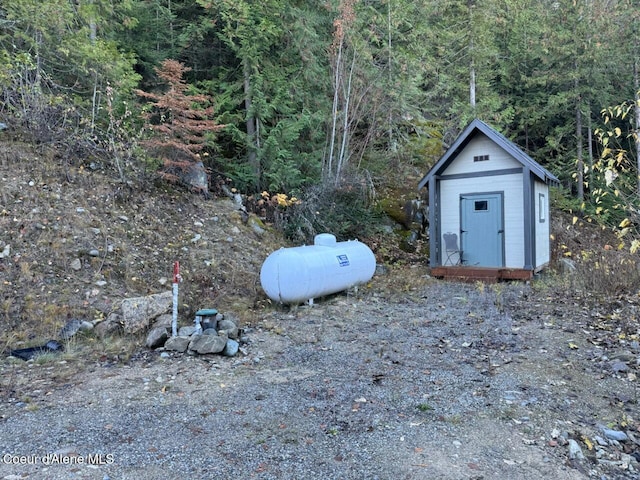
1 278 639 480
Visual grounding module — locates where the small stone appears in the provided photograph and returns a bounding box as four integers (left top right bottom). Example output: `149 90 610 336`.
118 215 129 222
594 435 608 446
70 258 82 271
222 339 239 357
610 360 629 373
58 319 83 340
0 244 11 258
568 439 585 460
89 249 100 257
160 352 170 359
95 280 107 287
90 228 101 235
76 207 85 213
121 291 173 334
79 320 94 332
602 428 628 442
559 258 576 273
247 215 266 236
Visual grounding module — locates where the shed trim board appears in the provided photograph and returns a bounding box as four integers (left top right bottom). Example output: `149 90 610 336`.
418 119 559 272
438 167 523 181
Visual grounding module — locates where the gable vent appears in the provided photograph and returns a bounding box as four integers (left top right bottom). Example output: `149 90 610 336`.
473 154 489 162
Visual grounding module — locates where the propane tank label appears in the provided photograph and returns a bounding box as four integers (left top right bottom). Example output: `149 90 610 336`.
336 254 350 267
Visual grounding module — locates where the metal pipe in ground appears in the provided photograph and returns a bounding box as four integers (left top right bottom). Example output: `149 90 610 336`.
172 261 181 337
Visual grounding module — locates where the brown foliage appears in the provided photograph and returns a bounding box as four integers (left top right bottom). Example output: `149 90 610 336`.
136 59 225 192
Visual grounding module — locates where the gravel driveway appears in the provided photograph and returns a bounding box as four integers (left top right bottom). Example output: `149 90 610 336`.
1 279 638 479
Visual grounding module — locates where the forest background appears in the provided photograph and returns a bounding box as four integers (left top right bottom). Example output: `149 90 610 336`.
1 0 639 245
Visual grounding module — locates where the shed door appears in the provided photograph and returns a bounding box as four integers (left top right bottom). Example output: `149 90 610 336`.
460 193 504 267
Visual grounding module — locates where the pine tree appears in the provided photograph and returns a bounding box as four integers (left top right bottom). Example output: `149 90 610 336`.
136 59 225 193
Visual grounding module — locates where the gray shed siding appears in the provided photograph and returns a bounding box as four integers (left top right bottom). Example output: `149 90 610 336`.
418 119 559 272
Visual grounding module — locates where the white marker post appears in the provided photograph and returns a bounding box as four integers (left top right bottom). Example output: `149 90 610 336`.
171 261 181 337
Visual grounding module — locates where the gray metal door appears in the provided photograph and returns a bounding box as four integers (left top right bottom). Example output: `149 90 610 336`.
460 193 504 267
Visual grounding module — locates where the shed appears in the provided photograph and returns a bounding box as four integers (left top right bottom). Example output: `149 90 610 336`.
418 119 559 280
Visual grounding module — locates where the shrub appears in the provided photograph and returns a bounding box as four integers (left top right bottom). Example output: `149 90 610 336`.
257 173 381 244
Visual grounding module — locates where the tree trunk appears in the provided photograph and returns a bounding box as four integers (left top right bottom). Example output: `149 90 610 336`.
575 74 584 204
243 58 259 189
634 59 640 198
468 0 476 110
326 37 343 183
576 104 584 204
470 61 476 109
587 110 593 193
336 52 356 185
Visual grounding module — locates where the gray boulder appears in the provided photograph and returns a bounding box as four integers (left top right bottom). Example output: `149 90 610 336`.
179 326 197 336
165 335 191 353
152 314 173 329
121 291 172 333
189 332 228 354
218 317 239 340
94 313 123 338
146 326 168 349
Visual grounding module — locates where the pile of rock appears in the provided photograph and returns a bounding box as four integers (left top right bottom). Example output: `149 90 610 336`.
93 291 243 357
155 313 241 357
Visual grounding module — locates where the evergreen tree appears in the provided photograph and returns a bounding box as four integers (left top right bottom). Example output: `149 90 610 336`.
136 59 225 192
0 0 140 138
198 0 330 192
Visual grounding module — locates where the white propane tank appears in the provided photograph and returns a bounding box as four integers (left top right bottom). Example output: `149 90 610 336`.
260 233 376 304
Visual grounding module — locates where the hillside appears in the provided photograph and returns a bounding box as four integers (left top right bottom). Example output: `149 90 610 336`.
0 140 288 347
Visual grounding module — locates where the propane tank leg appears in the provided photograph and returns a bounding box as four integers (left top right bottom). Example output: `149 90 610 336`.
308 298 314 306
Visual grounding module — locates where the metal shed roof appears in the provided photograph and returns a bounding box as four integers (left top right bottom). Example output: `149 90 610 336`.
418 119 560 190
